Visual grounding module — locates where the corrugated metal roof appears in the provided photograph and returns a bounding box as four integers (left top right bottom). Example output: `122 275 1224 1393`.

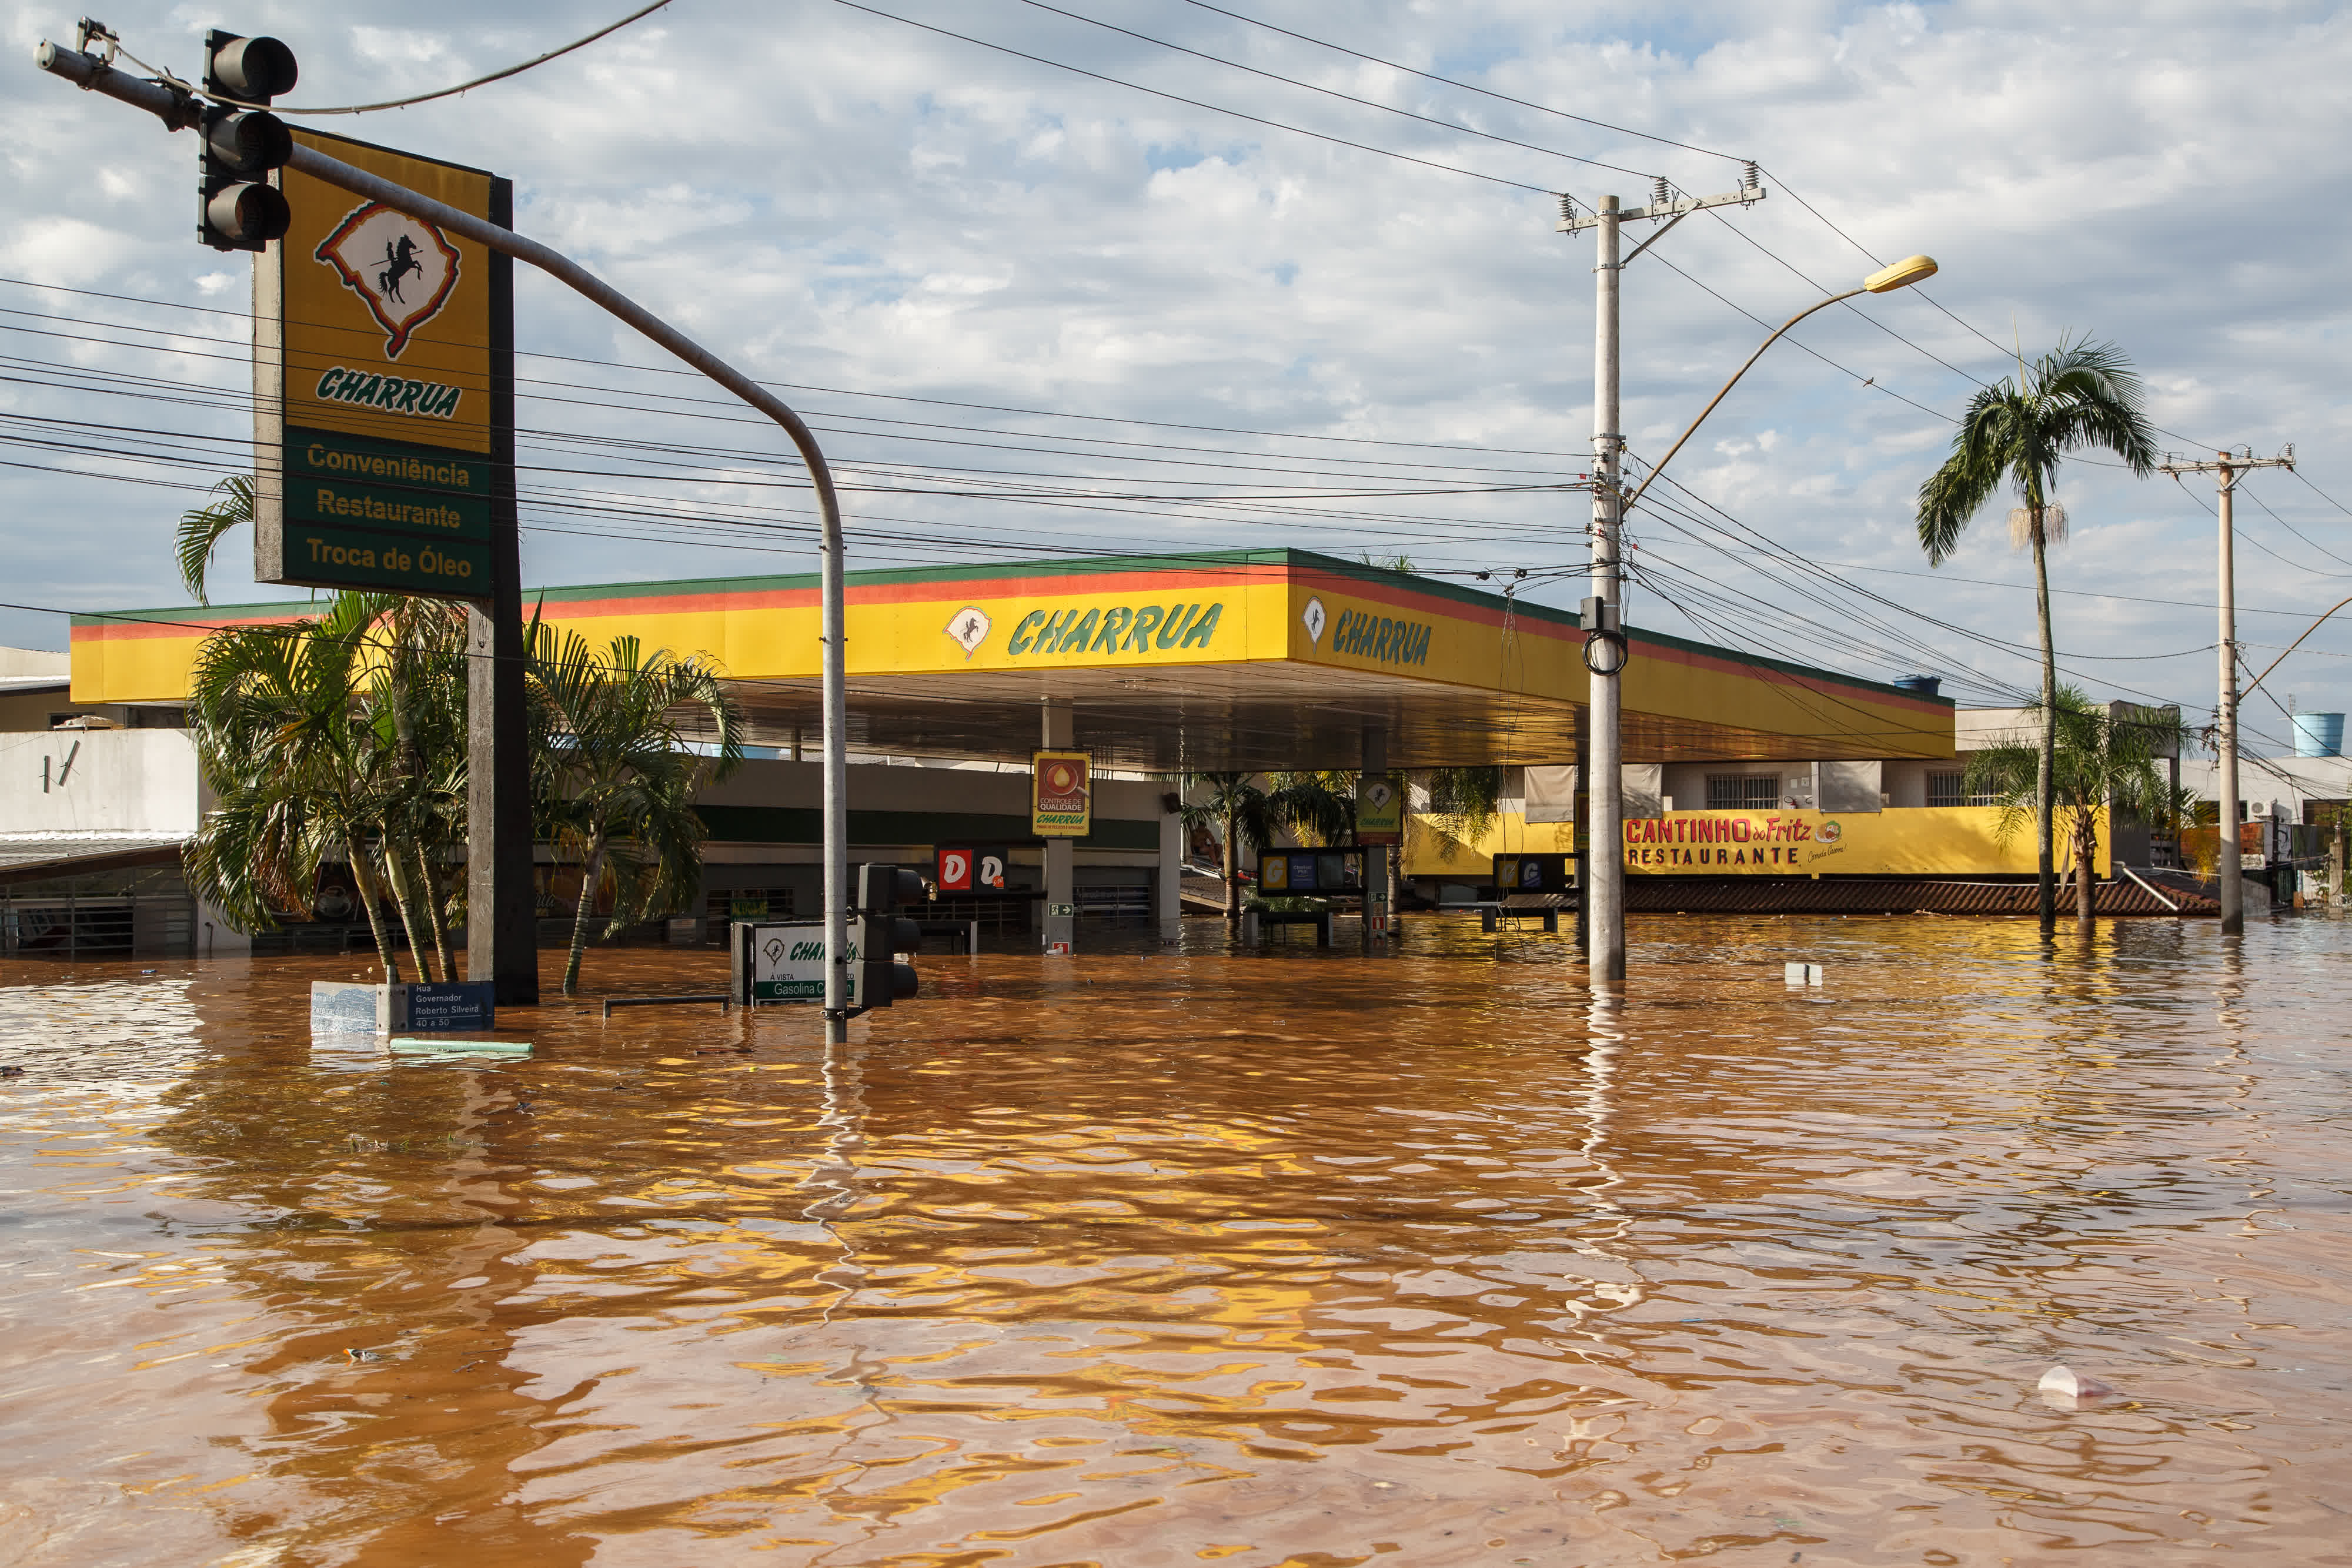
1626 877 2217 917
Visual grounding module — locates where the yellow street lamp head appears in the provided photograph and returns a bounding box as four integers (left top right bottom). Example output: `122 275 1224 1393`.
1863 254 1939 293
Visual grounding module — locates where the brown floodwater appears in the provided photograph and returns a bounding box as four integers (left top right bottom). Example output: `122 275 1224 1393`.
2 915 2348 1566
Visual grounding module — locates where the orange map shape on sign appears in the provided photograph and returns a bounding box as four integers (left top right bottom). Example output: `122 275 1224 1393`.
313 202 463 359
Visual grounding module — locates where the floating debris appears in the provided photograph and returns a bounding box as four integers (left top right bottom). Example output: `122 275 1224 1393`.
2039 1364 2117 1405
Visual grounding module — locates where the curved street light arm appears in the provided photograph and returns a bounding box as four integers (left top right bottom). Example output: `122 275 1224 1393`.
1618 286 1865 517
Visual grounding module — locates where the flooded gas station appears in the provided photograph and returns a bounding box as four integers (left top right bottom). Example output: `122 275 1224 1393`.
9 553 2341 1562
4 913 2348 1564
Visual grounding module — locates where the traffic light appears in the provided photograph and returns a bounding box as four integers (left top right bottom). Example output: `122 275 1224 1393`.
853 862 924 1009
198 30 297 250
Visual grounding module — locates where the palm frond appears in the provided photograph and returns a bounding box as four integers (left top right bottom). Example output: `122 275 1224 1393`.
176 475 253 606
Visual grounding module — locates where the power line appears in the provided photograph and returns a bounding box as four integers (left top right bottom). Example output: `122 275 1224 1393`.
1175 0 1748 166
1641 253 1957 425
0 335 1588 504
2293 467 2352 523
1747 163 2220 453
1808 557 2343 620
0 275 1603 462
1700 205 1981 385
1013 0 1653 179
1625 464 2229 710
0 386 1596 573
982 5 2012 426
2239 481 2352 573
189 0 676 114
1152 3 2149 437
826 0 1562 196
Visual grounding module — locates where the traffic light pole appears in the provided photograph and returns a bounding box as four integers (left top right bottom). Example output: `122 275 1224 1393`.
38 40 856 1037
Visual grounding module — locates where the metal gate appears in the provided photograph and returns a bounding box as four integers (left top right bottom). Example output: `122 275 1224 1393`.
0 891 196 958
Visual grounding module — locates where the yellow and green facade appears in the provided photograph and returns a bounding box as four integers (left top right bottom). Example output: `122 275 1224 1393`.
73 548 1953 776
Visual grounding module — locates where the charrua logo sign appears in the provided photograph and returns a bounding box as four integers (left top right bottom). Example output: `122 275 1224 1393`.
260 130 505 602
1328 607 1431 667
310 366 463 421
1006 600 1222 657
313 203 462 359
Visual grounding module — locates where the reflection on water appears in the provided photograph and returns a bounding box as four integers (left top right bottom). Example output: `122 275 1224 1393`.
2 917 2348 1564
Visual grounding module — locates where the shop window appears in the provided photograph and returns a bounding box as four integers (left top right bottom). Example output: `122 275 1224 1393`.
1706 774 1781 810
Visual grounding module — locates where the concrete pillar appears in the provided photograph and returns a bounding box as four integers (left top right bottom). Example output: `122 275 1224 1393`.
1157 800 1183 945
465 206 539 1006
1362 724 1389 949
1042 699 1075 952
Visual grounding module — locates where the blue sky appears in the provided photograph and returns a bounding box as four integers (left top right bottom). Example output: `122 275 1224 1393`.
5 0 2351 754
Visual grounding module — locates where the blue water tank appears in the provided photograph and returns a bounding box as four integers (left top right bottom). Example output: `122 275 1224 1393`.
2294 712 2344 757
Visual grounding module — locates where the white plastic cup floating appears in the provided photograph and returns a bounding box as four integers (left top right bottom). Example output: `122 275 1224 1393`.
2038 1364 2116 1406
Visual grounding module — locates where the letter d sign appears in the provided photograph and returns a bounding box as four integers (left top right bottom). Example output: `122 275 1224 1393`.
936 847 973 892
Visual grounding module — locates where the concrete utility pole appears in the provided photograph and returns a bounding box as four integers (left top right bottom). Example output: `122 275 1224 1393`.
1558 170 1765 984
2159 447 2295 935
38 40 854 1034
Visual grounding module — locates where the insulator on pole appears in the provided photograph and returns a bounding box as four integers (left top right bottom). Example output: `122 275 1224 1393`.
1651 176 1671 209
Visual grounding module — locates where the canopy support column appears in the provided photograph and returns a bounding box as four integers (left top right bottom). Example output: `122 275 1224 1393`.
1042 699 1075 953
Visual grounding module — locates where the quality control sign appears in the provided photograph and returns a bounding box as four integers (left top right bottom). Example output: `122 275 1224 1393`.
253 129 510 601
1031 751 1093 838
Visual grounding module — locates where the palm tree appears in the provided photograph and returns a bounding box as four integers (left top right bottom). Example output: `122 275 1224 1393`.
529 624 743 995
183 591 477 980
1965 685 2187 926
1418 766 1504 852
1267 770 1359 847
368 597 472 980
1177 771 1382 919
184 593 411 977
1178 772 1278 922
1916 335 2157 932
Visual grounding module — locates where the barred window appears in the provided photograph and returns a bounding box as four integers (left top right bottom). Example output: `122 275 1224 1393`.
1706 773 1782 810
1928 771 1997 807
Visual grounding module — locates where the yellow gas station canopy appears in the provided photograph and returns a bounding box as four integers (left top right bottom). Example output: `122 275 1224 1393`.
72 549 1953 771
